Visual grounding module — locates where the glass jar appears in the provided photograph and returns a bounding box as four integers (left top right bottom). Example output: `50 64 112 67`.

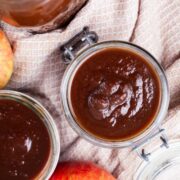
60 27 180 179
0 0 87 32
61 28 169 149
0 90 60 180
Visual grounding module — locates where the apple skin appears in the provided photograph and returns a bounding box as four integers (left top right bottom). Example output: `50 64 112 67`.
0 30 13 89
50 161 116 180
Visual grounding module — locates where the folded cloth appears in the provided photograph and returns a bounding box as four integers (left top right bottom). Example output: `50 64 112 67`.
1 0 180 179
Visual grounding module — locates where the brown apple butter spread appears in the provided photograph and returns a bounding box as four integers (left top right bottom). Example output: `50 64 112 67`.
0 0 87 27
0 99 50 179
70 47 161 141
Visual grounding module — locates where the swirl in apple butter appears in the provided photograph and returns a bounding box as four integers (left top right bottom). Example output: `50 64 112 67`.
70 47 161 141
0 99 50 179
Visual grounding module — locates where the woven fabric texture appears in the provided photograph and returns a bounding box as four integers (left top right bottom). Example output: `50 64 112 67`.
1 0 180 179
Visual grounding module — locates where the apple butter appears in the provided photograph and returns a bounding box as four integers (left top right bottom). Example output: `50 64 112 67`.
0 0 87 27
0 99 51 179
70 47 161 141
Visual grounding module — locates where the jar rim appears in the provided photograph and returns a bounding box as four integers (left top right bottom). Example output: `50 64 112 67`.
61 41 169 148
0 90 60 179
0 0 50 5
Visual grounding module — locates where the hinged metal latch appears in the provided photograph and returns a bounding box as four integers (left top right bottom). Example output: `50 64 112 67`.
61 27 98 64
132 128 169 161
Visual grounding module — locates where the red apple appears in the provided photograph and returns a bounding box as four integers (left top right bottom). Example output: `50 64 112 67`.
0 30 13 89
50 161 116 180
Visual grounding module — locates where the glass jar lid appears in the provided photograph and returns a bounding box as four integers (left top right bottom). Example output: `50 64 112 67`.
135 140 180 180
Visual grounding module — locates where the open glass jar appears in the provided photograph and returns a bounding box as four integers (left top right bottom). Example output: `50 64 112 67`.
60 27 180 179
0 0 87 32
0 90 60 179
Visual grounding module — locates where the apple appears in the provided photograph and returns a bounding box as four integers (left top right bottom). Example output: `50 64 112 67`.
0 30 13 89
50 161 116 180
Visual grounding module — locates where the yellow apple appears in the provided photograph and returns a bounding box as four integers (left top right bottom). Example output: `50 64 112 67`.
0 30 13 89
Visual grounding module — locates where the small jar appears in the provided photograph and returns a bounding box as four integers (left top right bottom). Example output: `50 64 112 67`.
61 27 169 149
60 27 180 179
0 90 60 180
0 0 87 32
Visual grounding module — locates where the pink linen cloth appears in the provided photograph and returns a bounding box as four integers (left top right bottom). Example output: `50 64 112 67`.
1 0 180 179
